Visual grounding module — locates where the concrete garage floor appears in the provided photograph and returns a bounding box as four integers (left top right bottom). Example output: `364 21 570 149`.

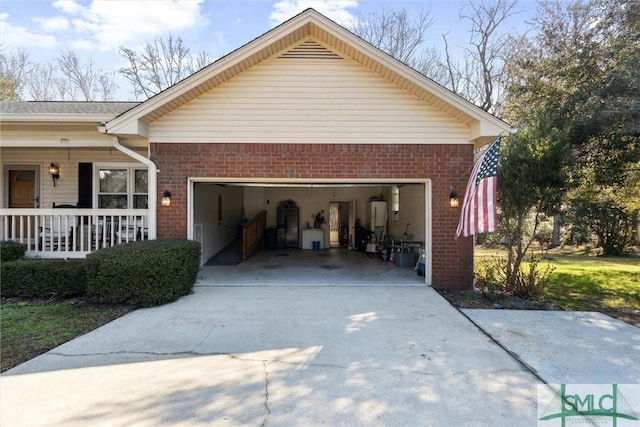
198 248 426 287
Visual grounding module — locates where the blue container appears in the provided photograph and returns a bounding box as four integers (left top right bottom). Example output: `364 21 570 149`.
312 241 320 250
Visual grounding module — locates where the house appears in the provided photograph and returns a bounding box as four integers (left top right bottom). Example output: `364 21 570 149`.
0 9 512 289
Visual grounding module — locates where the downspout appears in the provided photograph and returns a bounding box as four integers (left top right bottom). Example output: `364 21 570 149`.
98 125 158 240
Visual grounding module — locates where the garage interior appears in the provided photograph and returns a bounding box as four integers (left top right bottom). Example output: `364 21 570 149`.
192 182 427 280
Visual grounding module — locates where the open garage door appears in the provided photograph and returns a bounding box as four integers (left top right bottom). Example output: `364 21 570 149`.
188 179 431 285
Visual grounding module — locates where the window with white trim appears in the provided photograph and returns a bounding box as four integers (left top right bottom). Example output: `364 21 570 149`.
95 165 148 209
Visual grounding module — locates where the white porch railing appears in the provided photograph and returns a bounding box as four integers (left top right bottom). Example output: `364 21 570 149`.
0 208 150 258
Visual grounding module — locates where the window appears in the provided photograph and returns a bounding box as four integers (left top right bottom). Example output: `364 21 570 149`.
96 165 148 209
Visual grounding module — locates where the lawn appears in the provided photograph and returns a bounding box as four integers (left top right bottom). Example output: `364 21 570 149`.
0 299 132 372
473 247 640 326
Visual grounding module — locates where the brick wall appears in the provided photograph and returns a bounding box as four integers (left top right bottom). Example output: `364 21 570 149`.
151 143 474 289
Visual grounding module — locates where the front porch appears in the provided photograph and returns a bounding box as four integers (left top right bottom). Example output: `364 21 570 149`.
0 208 150 258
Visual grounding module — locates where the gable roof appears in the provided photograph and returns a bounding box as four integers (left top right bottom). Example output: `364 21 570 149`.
103 8 512 145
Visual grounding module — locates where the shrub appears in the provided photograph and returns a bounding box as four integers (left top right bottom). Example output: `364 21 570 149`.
475 255 555 301
85 239 201 307
1 241 26 263
474 257 507 300
507 255 555 300
1 259 87 298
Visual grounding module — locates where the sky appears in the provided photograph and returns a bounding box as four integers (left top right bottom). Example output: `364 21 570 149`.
0 0 537 100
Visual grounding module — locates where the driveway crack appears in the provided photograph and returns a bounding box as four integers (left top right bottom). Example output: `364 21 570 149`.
260 360 271 427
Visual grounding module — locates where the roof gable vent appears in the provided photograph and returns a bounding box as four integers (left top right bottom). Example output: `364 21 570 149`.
279 40 343 60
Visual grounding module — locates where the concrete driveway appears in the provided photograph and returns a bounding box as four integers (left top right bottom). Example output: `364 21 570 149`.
1 284 542 427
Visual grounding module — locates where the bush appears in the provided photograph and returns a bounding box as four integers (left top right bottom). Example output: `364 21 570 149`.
475 255 555 301
85 239 201 307
474 257 507 300
1 240 26 263
1 259 87 298
507 255 555 300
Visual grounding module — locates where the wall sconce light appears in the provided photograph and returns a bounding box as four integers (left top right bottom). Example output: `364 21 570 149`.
48 163 60 187
161 190 172 207
449 185 459 208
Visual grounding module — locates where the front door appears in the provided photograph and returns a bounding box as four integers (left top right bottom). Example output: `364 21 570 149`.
5 166 39 239
8 168 39 208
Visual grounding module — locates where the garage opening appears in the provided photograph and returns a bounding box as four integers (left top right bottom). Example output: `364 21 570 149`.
189 180 430 284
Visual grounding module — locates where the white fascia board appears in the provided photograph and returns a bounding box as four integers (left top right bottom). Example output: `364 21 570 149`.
0 133 116 147
471 120 517 142
103 118 148 138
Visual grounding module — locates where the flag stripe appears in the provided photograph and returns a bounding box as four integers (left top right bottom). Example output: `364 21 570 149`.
455 137 501 239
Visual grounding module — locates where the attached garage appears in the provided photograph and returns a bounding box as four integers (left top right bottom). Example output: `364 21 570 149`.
189 179 427 259
102 8 513 289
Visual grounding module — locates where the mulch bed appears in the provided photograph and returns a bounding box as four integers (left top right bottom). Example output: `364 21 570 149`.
434 288 640 328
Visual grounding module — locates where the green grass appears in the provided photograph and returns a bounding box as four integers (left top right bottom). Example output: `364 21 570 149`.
0 299 131 372
475 247 640 325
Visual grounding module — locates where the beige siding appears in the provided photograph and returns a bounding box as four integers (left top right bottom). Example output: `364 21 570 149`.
150 56 471 144
1 147 146 209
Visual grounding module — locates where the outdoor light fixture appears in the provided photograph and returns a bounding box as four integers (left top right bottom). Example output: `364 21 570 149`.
48 163 60 187
449 185 459 208
161 190 172 207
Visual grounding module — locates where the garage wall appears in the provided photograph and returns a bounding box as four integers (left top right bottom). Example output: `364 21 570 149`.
262 186 386 248
193 183 243 263
243 187 265 220
152 142 474 289
387 185 426 244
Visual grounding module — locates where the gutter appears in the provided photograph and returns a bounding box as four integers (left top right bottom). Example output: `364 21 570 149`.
98 124 157 239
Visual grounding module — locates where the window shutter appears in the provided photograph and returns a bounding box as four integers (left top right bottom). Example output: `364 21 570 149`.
78 163 92 208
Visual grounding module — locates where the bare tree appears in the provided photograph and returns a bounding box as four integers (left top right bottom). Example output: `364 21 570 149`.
26 62 58 100
0 47 31 100
54 75 79 101
57 51 95 101
443 0 523 115
189 51 214 75
413 45 450 86
119 34 211 100
54 51 117 101
349 8 434 67
96 71 118 101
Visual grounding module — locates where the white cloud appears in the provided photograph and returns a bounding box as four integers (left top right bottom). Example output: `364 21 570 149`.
52 0 82 15
0 13 58 49
269 0 358 27
33 16 70 32
51 0 209 51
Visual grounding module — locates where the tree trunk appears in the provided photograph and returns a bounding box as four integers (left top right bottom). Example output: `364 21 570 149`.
551 214 561 248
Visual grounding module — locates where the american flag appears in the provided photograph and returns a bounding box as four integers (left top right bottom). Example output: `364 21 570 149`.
455 137 501 239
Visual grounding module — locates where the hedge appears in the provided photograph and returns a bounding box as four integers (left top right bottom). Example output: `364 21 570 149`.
1 259 87 298
85 239 201 307
1 240 26 263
